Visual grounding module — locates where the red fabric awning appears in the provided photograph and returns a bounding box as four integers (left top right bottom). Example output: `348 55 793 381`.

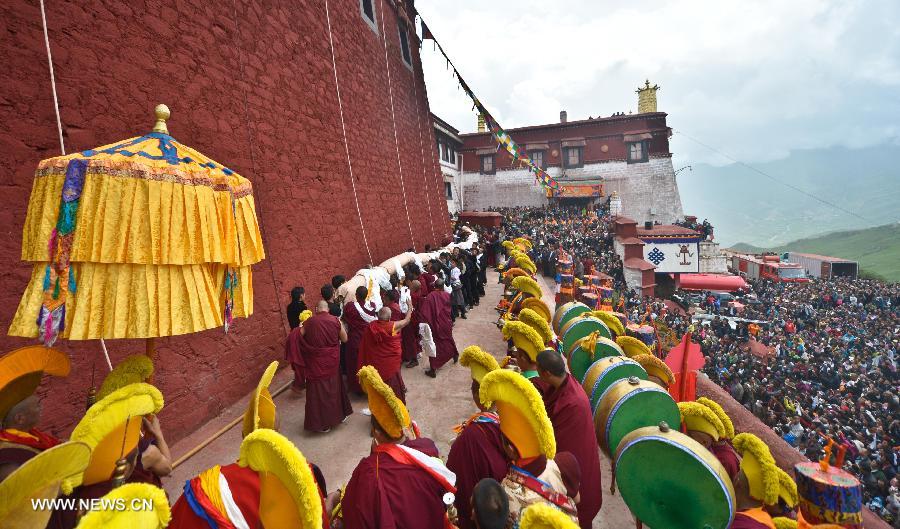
677 274 748 292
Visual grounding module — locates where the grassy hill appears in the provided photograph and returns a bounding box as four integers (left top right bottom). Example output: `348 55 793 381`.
730 223 900 282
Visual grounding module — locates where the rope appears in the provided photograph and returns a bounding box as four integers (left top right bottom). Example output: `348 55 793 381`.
38 0 65 156
324 0 374 264
39 2 115 370
229 0 288 333
378 0 416 251
409 23 436 244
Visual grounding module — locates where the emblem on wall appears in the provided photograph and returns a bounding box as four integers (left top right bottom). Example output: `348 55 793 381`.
678 244 695 266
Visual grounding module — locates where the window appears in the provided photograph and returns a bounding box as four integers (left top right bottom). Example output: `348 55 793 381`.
445 182 453 199
563 147 582 168
528 150 545 169
398 20 412 66
436 140 443 160
627 141 649 163
360 0 377 33
480 154 495 174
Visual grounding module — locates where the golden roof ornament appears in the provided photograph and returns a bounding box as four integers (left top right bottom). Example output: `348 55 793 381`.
152 104 170 134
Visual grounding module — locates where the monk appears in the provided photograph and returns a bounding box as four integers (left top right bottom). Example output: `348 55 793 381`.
731 433 782 529
0 395 60 481
299 301 352 433
343 286 378 394
447 379 508 529
420 279 458 378
357 305 414 403
401 280 422 368
536 351 602 528
285 325 307 392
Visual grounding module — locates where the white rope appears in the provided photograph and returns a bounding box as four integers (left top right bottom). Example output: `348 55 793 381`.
378 0 416 251
324 0 373 264
409 20 436 244
39 0 65 156
39 2 114 370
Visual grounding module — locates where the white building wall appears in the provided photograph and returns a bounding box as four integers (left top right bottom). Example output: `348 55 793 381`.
623 267 644 292
699 241 729 274
461 156 683 223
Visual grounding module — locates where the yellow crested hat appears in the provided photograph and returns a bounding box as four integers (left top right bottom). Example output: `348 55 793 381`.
615 335 652 358
678 401 726 442
502 240 515 251
511 276 542 299
65 382 164 493
776 467 798 508
517 258 537 276
299 310 313 324
358 365 410 439
460 346 500 384
242 360 279 438
74 483 171 529
238 429 323 529
0 345 70 420
480 370 555 459
519 502 579 529
502 320 546 362
632 354 674 388
773 513 844 529
503 267 530 284
518 308 554 345
697 397 735 439
733 433 780 506
591 311 625 337
520 298 551 323
513 237 533 250
0 441 90 529
97 354 154 401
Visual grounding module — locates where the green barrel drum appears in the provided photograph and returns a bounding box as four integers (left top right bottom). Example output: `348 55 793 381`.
559 317 611 357
615 424 736 529
581 356 647 412
594 377 680 457
551 301 590 335
566 335 624 383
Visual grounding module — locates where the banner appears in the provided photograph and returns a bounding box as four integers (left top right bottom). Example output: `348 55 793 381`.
549 184 604 198
643 242 700 273
420 18 560 191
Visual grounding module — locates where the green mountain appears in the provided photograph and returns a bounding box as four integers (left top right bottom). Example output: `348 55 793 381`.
677 144 900 248
729 223 900 282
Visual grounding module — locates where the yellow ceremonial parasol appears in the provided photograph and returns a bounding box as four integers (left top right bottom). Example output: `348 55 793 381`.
8 105 266 366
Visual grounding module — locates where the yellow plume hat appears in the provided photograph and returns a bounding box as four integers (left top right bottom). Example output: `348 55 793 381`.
591 311 625 337
733 432 780 506
697 397 735 439
358 365 410 439
242 360 279 438
678 401 726 441
776 467 799 508
503 267 530 284
97 354 154 401
0 345 70 420
460 346 500 384
75 483 171 529
238 429 323 529
502 320 546 362
511 276 542 299
518 308 554 345
299 310 313 324
480 370 555 459
65 382 164 493
520 298 551 323
632 354 674 388
513 237 533 250
0 441 90 529
519 502 579 529
615 335 652 358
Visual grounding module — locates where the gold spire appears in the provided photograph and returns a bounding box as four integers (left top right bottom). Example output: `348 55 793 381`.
152 104 170 134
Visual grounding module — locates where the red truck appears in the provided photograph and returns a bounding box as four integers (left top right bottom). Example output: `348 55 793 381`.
730 253 809 283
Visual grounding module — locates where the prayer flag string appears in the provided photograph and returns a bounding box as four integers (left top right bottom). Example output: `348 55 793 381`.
419 17 560 192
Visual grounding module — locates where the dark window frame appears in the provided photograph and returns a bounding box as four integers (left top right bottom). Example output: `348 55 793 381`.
527 149 546 169
359 0 378 34
480 154 496 174
398 19 412 67
445 182 453 199
563 146 583 168
627 140 649 164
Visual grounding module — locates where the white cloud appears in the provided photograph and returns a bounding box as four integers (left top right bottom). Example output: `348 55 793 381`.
417 0 900 165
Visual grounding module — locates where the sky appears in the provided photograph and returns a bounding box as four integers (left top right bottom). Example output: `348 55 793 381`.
416 0 900 166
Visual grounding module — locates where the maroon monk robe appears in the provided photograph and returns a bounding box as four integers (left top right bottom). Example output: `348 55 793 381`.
419 289 458 371
730 509 776 528
710 440 740 480
285 326 306 391
401 290 422 363
341 438 450 529
420 272 435 295
342 301 376 394
298 313 352 432
358 319 406 403
543 373 602 529
446 416 508 529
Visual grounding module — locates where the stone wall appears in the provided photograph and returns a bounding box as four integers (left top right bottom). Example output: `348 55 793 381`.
0 0 449 442
699 241 729 274
462 168 549 210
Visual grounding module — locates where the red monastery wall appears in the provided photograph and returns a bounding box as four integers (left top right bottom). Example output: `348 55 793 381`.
0 0 449 442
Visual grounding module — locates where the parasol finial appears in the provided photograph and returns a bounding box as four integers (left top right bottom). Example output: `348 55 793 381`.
152 104 170 134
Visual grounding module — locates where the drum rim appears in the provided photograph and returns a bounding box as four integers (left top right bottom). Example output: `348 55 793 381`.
589 359 644 403
604 386 672 451
560 317 611 352
616 433 736 528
